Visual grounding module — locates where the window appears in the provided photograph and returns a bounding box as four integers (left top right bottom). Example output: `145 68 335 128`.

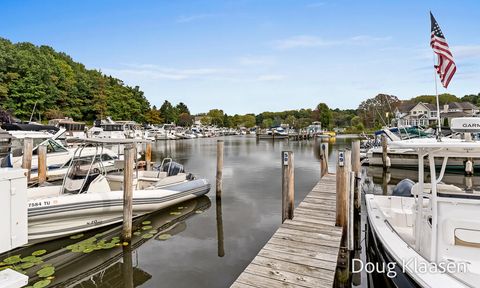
413 111 417 115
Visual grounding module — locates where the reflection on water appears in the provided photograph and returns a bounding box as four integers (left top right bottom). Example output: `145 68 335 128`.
0 197 210 288
2 136 359 288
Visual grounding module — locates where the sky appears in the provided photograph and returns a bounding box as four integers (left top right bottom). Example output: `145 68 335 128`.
1 0 479 115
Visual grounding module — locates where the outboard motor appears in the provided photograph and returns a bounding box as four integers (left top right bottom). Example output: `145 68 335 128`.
392 179 415 197
163 161 185 176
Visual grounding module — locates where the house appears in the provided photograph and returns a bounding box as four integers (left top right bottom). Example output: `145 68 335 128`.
394 101 479 127
394 102 438 127
440 102 480 126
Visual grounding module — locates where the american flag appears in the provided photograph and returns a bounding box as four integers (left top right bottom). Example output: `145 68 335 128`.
430 12 456 89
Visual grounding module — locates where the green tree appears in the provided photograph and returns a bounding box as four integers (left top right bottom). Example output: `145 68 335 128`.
176 102 190 115
262 118 273 128
314 103 333 128
207 109 224 126
178 112 193 127
159 100 177 124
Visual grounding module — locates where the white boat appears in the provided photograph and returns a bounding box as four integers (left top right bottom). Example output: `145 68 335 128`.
48 118 87 141
366 118 480 287
27 139 210 243
365 127 474 170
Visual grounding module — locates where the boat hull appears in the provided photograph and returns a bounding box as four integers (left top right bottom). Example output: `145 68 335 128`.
27 179 210 243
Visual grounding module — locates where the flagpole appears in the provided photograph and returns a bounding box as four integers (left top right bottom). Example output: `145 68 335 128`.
433 53 442 139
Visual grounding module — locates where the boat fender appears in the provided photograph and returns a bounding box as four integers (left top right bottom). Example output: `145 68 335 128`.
392 179 415 197
385 156 391 168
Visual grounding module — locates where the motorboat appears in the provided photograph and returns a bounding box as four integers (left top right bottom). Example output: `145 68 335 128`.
365 126 474 170
26 139 210 243
7 130 119 183
48 118 87 141
365 118 480 287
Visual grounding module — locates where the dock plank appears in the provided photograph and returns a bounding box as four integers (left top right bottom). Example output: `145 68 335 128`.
230 174 341 288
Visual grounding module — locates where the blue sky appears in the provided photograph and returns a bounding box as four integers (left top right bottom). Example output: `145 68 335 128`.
1 0 479 114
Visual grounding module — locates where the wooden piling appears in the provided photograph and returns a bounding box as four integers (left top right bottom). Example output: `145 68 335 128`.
37 145 47 185
381 134 388 170
22 138 33 182
216 140 224 197
320 142 329 178
348 171 355 251
281 151 294 223
351 140 361 177
145 142 152 171
336 149 351 231
122 145 135 242
351 140 361 209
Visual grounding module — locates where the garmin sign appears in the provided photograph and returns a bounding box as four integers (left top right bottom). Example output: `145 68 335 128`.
451 117 480 133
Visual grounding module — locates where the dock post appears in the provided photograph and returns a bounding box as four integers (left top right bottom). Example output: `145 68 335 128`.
336 149 351 230
282 151 294 223
145 142 152 171
122 145 135 242
348 171 355 251
37 145 47 185
351 140 361 209
22 138 33 182
216 140 224 198
320 142 329 178
381 134 389 170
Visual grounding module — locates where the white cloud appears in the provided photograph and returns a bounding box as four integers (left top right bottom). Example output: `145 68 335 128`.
274 34 391 49
104 64 237 81
257 74 285 81
452 45 480 60
176 14 216 23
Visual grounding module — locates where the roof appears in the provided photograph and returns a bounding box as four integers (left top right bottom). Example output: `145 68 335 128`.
397 102 416 113
447 102 479 110
423 103 437 110
440 111 469 117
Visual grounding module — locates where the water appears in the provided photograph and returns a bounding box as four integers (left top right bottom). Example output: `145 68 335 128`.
2 136 360 287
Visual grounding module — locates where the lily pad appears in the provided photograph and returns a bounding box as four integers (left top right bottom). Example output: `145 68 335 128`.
141 221 151 225
133 231 142 236
37 266 55 278
149 229 157 234
69 233 84 240
157 234 172 241
141 225 152 230
169 212 181 216
32 250 47 256
20 262 35 269
102 243 116 249
177 206 184 210
3 255 21 265
22 256 40 263
141 233 154 239
33 279 51 288
110 238 120 244
82 248 94 253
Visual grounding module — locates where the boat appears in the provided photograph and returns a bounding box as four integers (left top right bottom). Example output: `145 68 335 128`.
48 118 87 141
26 139 210 243
365 126 475 170
365 118 480 287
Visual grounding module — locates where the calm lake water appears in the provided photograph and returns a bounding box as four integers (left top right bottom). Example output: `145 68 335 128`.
3 136 357 288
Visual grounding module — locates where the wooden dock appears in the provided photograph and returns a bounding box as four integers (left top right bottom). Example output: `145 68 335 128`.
231 173 342 288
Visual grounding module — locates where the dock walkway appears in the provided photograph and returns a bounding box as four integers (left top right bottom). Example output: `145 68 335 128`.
231 173 342 288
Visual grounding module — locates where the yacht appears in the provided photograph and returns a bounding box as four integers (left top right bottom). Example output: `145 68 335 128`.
366 118 480 287
48 118 87 141
27 139 210 243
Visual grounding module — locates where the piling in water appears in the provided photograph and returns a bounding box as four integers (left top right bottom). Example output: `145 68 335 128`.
281 151 294 223
216 140 224 197
122 145 135 242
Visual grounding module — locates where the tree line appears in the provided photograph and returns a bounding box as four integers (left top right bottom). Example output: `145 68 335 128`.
2 37 479 132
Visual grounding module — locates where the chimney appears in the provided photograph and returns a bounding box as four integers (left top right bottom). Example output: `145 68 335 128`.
443 104 449 113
